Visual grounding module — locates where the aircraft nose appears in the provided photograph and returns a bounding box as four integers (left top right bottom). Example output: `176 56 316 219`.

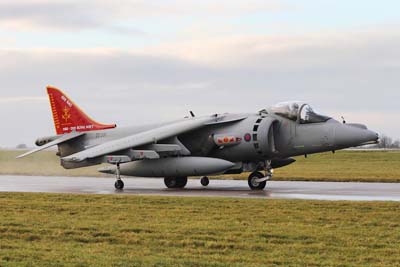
335 124 379 148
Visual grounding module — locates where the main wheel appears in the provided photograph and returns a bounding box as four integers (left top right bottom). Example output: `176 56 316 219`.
164 177 187 188
164 177 177 188
176 177 188 188
114 180 124 190
248 172 266 190
200 176 209 186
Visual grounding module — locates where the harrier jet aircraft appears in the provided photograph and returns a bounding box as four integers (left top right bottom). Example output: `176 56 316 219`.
18 86 379 190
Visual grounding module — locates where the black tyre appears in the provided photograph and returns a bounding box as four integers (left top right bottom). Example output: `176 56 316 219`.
176 177 188 188
248 172 266 190
164 177 178 188
164 177 187 188
200 176 209 186
114 180 124 190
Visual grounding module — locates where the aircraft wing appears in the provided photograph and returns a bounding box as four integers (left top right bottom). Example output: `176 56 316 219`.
16 132 86 158
62 116 218 163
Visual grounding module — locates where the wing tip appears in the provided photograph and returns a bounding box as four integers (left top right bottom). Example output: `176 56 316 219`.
16 153 27 159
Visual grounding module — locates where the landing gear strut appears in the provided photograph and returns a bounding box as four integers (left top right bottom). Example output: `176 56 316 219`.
114 163 124 190
248 161 273 190
164 177 188 189
200 176 209 186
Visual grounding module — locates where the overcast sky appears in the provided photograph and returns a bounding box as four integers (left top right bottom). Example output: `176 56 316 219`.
0 0 399 147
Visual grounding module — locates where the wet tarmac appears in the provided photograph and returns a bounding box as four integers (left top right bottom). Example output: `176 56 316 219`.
1 175 400 201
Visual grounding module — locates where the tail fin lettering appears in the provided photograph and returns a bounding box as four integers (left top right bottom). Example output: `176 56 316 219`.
47 86 116 135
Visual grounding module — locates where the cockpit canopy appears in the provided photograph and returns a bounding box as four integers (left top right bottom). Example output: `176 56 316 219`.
270 101 331 124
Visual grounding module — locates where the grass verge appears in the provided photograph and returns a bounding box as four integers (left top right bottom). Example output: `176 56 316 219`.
0 150 107 177
214 150 400 182
0 193 399 267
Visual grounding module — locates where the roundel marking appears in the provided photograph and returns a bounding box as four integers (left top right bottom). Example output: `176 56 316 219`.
244 133 251 142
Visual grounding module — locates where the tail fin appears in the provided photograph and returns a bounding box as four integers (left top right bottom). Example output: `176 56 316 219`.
47 86 116 135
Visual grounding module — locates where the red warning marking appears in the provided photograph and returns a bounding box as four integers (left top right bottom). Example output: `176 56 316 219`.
216 135 242 145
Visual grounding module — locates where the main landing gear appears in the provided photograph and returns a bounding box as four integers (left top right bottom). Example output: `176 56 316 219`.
164 177 188 189
248 161 273 190
114 163 125 190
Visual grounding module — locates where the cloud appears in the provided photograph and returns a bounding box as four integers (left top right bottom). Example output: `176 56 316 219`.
0 96 47 103
0 1 143 33
0 2 103 31
0 26 399 146
141 27 400 69
0 37 16 46
0 0 284 32
328 111 400 137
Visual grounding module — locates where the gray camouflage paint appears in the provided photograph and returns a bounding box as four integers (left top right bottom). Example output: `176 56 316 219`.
57 108 377 176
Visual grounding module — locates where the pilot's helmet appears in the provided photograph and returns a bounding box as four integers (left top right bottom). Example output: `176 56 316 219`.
289 103 299 119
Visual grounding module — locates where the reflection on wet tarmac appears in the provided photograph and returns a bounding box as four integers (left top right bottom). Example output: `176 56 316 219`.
1 175 400 201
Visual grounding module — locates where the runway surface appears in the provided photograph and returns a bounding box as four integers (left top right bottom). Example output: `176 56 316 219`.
1 175 400 201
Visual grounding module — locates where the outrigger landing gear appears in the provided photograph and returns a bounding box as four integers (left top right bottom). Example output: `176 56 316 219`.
200 176 209 187
248 161 273 190
164 177 188 189
114 163 124 190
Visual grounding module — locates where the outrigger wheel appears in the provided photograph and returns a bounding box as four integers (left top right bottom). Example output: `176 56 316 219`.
114 162 125 190
114 180 124 190
164 177 188 188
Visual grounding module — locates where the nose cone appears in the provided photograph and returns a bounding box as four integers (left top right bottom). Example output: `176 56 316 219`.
335 124 379 148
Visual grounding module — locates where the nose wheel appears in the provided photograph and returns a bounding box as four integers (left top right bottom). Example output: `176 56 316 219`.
248 172 266 190
248 161 273 190
114 163 124 190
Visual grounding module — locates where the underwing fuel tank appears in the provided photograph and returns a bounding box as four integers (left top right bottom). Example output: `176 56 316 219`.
99 157 235 177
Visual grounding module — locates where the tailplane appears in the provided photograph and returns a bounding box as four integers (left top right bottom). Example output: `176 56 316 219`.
47 86 116 135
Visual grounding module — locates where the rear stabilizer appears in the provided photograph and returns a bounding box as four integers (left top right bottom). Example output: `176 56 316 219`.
47 86 116 135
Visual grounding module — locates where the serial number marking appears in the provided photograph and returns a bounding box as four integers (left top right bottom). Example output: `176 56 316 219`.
96 133 107 139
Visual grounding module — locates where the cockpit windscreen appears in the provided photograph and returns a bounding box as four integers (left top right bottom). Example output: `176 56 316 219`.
271 102 331 124
299 104 331 124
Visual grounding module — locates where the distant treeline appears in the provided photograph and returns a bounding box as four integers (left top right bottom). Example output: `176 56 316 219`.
373 134 400 149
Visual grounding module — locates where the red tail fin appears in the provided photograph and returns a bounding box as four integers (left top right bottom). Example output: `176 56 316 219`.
47 86 116 135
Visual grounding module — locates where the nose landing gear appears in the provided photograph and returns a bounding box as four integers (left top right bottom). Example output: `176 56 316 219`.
248 161 273 190
248 172 266 190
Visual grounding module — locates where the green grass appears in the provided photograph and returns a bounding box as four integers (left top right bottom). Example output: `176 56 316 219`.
217 150 400 182
2 150 400 182
0 193 399 267
0 150 106 177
